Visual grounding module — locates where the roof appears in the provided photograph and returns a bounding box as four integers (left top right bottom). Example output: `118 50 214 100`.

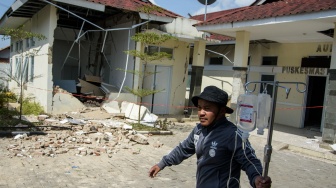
0 46 10 51
196 0 336 26
87 0 180 18
0 0 180 32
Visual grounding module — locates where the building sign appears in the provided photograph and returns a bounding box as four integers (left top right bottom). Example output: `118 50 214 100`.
316 44 332 53
282 66 328 75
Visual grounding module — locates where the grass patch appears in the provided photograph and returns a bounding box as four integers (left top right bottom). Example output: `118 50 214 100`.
131 123 162 131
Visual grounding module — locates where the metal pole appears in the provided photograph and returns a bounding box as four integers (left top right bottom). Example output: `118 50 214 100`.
263 80 278 177
204 0 208 21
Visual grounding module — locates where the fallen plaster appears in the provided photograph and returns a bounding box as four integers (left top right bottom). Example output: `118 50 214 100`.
52 87 86 115
3 103 177 158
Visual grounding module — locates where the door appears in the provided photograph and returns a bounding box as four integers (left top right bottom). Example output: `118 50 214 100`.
304 76 326 128
142 65 172 114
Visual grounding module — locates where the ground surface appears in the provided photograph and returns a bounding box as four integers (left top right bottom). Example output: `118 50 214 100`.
0 123 335 188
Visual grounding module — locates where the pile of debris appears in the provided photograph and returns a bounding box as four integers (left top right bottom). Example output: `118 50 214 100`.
4 108 166 158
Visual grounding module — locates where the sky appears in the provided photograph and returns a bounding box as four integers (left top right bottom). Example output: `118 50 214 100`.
0 0 254 49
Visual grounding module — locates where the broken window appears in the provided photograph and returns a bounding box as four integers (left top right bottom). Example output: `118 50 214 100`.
262 56 278 66
209 57 223 65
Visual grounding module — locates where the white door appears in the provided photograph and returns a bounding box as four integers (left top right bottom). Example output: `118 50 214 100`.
143 65 171 114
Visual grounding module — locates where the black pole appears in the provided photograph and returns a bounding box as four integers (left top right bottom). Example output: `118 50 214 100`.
263 80 278 177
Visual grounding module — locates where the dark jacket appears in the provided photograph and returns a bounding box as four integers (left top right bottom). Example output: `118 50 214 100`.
157 117 263 188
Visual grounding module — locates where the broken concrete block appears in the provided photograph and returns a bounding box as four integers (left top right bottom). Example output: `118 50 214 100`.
121 101 130 113
143 110 158 123
124 103 134 118
102 101 121 114
78 78 104 96
84 74 102 84
125 103 148 120
129 133 148 145
52 92 85 115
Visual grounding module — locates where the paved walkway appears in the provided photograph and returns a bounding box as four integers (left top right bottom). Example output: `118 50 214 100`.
0 122 336 188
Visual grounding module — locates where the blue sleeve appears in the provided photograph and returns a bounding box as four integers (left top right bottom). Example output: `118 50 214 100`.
157 127 196 170
230 131 263 188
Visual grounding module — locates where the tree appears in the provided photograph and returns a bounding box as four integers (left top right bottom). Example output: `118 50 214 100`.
123 32 175 125
0 25 46 120
118 4 177 125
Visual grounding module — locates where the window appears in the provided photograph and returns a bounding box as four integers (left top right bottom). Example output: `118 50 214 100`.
262 56 277 66
147 46 159 55
19 40 23 51
146 45 173 59
9 58 12 77
23 57 29 83
209 57 223 65
30 37 35 47
15 42 19 52
29 56 34 82
10 43 13 52
15 57 21 79
159 47 173 56
260 74 275 96
26 38 30 48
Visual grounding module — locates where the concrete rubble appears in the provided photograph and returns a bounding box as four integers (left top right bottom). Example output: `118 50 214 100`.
4 106 165 159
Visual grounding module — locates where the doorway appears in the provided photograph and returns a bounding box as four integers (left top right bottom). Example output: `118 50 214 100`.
304 76 326 128
142 65 172 114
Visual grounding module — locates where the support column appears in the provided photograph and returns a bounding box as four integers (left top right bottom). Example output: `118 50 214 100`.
188 40 206 118
322 23 336 144
230 31 250 123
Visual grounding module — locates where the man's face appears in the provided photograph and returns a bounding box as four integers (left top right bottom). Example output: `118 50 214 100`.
197 99 221 126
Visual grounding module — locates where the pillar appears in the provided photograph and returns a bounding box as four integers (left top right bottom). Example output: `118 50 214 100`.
322 23 336 144
230 31 250 123
188 40 206 118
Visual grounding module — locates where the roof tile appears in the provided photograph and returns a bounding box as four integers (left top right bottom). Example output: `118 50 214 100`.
196 0 336 26
87 0 180 18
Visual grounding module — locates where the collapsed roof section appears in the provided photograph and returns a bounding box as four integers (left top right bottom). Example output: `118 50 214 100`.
0 0 181 32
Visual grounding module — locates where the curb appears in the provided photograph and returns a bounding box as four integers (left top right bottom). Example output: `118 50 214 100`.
286 144 336 162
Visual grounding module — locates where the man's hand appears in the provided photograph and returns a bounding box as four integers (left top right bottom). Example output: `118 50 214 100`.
148 164 161 178
255 176 272 188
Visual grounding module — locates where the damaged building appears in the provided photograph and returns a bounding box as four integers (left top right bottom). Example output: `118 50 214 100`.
0 0 208 116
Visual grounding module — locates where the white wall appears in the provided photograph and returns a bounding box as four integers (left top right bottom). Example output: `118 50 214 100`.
8 5 57 113
0 62 9 88
200 42 332 128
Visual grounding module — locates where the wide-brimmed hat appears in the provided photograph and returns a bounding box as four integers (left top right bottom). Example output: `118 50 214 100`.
191 86 234 114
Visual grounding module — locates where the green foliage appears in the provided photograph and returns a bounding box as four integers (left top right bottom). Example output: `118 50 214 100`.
137 4 165 15
0 88 17 108
131 32 174 45
21 99 44 115
126 50 172 62
1 25 47 41
154 118 174 131
131 123 161 131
